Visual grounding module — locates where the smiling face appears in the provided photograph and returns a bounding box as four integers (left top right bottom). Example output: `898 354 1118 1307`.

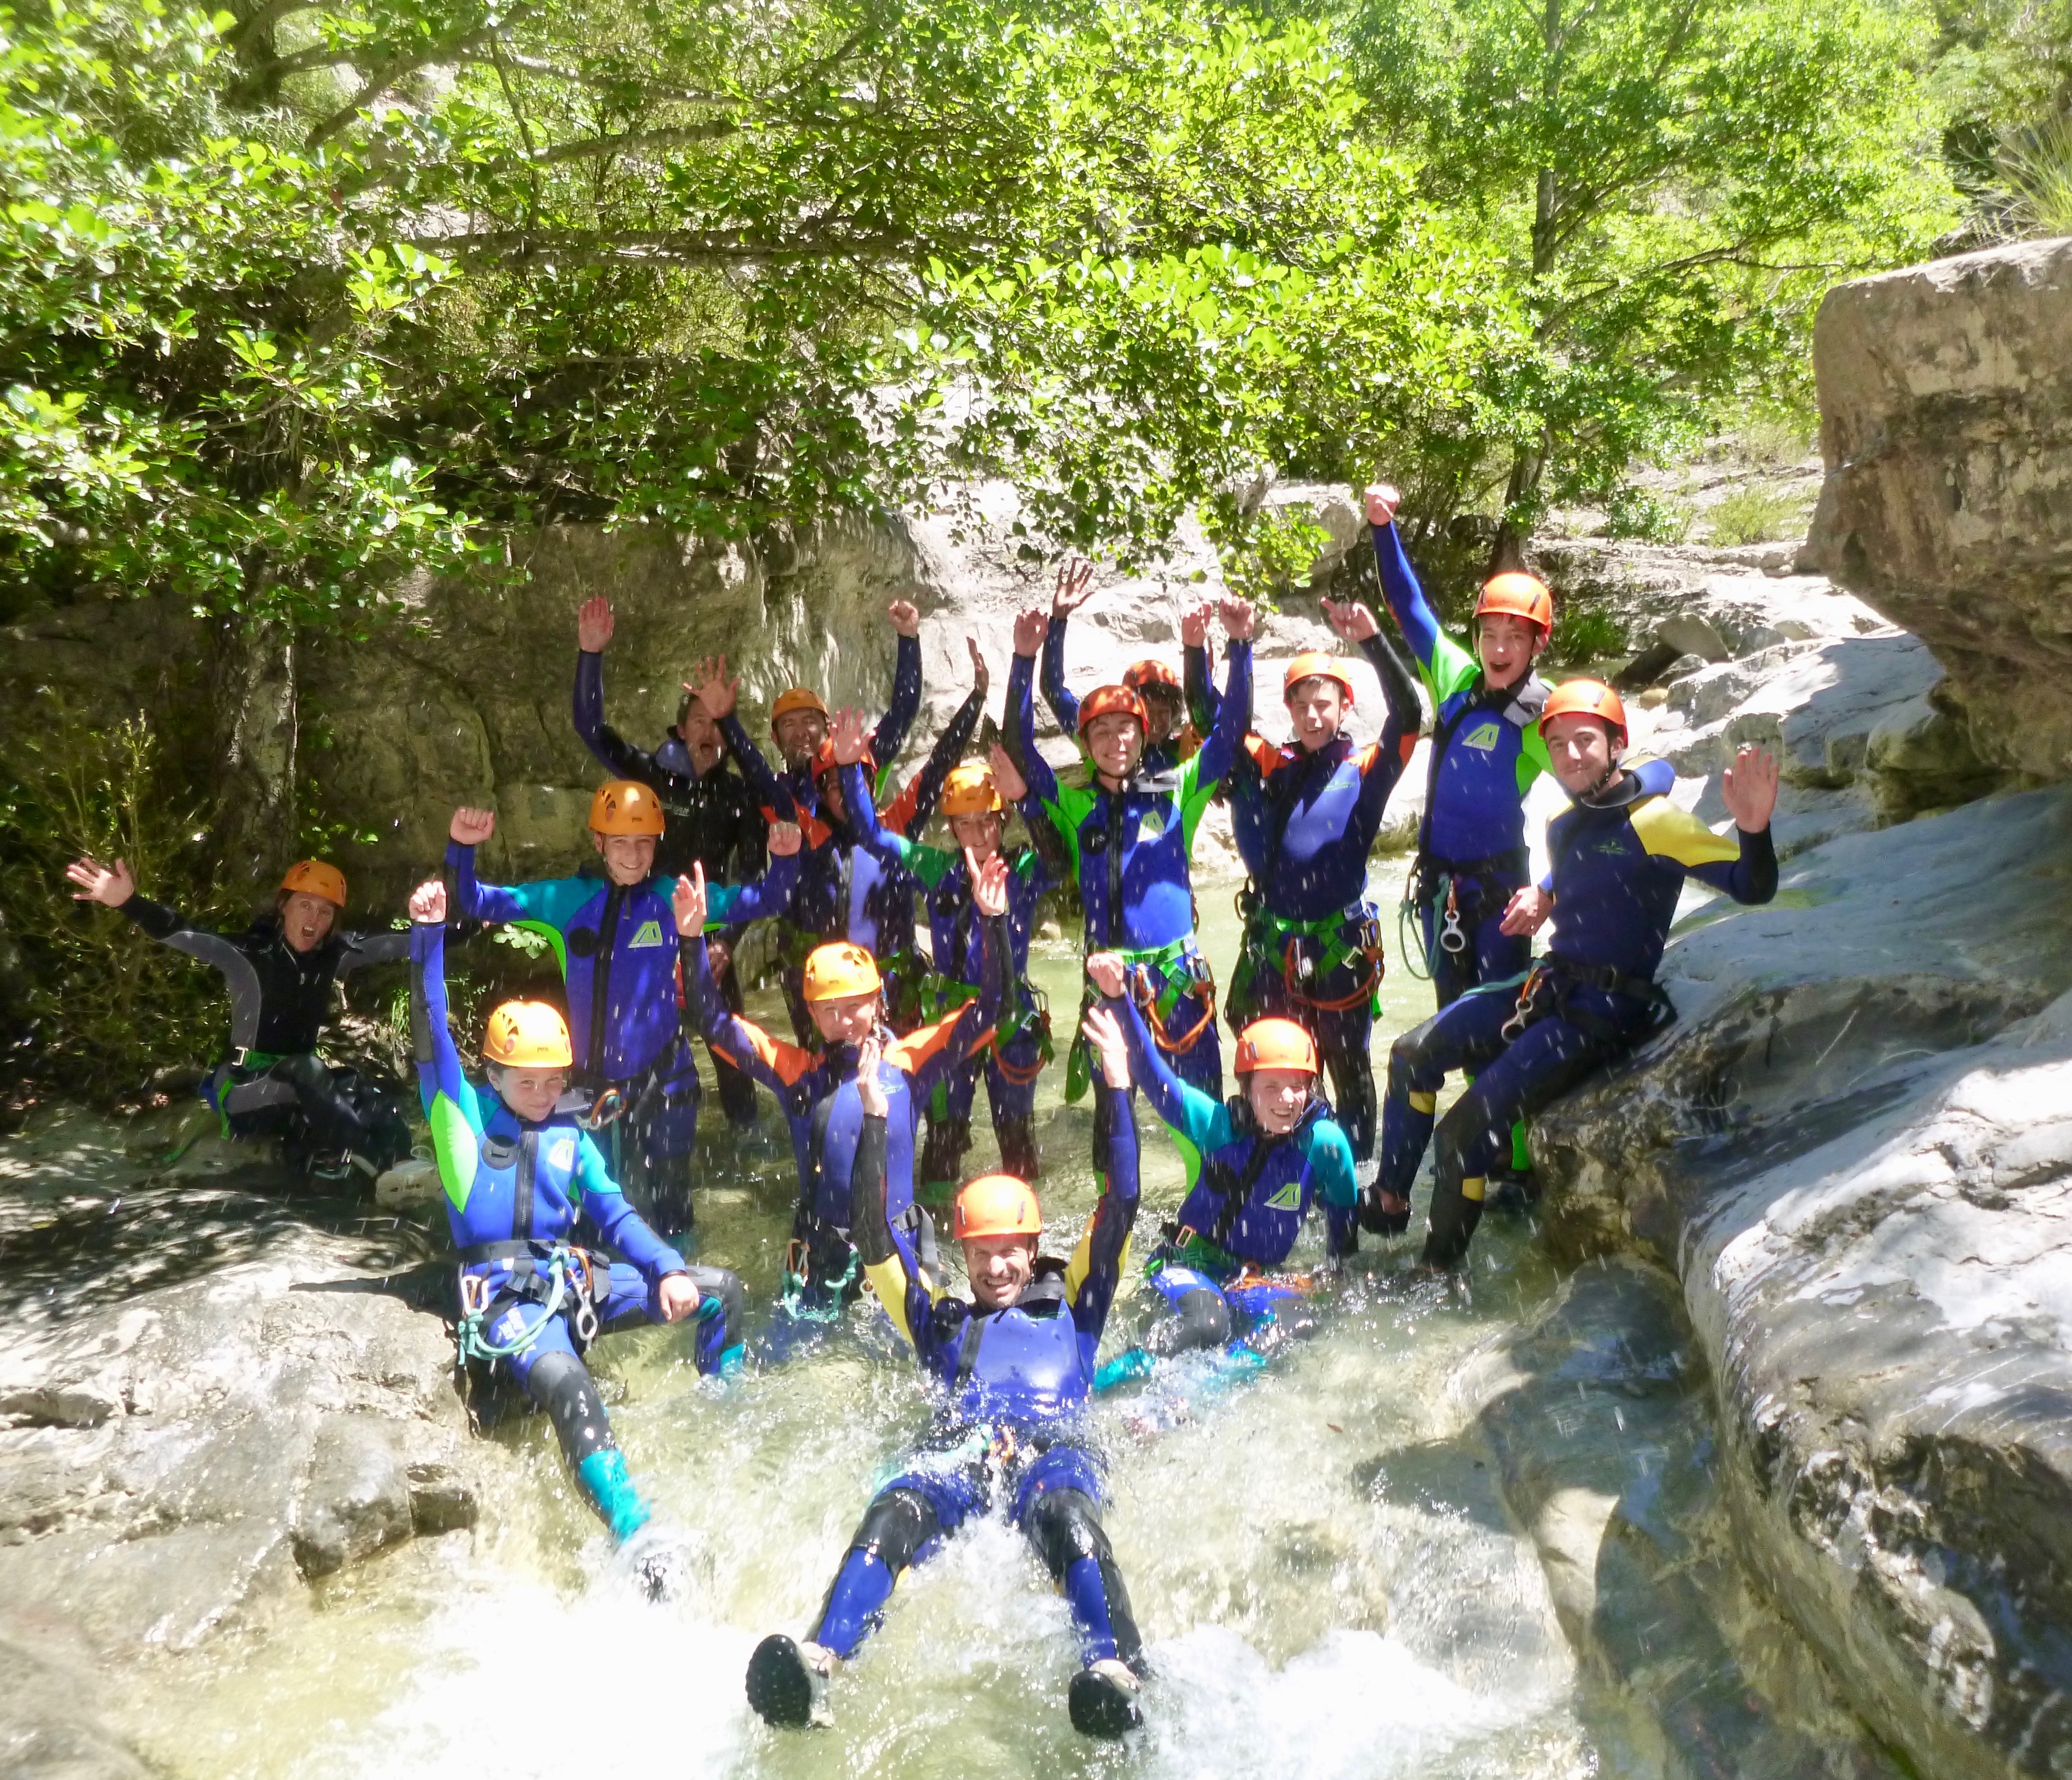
1542 712 1623 797
774 709 829 770
1285 676 1349 752
678 702 725 774
964 1233 1038 1309
1084 712 1144 782
948 808 1004 861
278 891 338 953
591 831 656 886
809 988 881 1047
1244 1065 1313 1136
492 1063 568 1123
1477 612 1544 690
1138 685 1182 746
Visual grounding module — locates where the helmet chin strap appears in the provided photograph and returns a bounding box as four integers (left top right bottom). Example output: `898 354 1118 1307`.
1580 752 1626 803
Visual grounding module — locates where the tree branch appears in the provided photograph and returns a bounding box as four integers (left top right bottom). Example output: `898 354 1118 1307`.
307 5 534 149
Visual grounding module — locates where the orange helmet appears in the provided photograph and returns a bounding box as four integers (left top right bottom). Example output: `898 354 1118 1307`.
770 687 831 733
589 779 666 836
1539 679 1628 748
279 860 346 908
1474 571 1554 636
1234 1018 1320 1075
952 1173 1042 1240
940 763 1004 816
810 739 876 783
802 940 882 1002
1123 659 1180 695
1077 684 1149 735
1282 651 1356 704
483 1000 574 1069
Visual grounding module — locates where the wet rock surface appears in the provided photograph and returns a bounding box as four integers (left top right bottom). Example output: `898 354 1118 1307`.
0 1119 476 1771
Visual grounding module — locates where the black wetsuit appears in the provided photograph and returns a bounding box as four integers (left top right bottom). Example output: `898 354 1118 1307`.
121 894 411 1173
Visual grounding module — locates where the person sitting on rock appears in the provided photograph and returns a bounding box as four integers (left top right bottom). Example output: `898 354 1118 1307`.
676 852 1009 1324
1041 556 1217 771
405 879 743 1592
571 594 774 1130
1379 681 1780 1270
1088 953 1357 1385
443 788 801 1235
744 999 1149 1740
1007 595 1253 1109
66 854 414 1181
683 622 988 1045
1224 603 1422 1223
839 720 1054 1188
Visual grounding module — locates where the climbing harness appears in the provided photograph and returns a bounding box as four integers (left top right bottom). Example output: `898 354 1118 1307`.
453 1240 607 1364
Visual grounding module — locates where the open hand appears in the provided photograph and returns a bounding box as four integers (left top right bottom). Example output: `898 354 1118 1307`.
1085 951 1127 999
1721 744 1780 833
1322 596 1379 643
1179 602 1212 649
408 879 447 925
887 599 921 639
1081 1004 1131 1090
1363 483 1401 528
657 1273 703 1323
1051 557 1097 617
967 635 990 699
972 849 1009 918
684 656 738 723
988 741 1027 804
65 855 134 907
577 596 614 653
1500 885 1553 937
1012 606 1049 659
449 806 495 846
830 707 871 767
672 863 709 938
855 1034 889 1119
1217 594 1257 642
767 820 803 857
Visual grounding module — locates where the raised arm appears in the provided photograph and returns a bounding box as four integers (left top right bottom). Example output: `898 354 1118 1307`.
1065 1003 1144 1346
1040 613 1080 735
868 604 925 767
689 655 797 820
1006 611 1061 808
1181 602 1220 736
574 644 666 788
1700 746 1780 905
850 1046 939 1355
1093 956 1233 1157
896 856 1011 1102
673 870 817 1093
892 651 986 831
408 882 483 1152
1365 492 1478 702
1189 600 1254 792
706 826 800 925
840 759 917 872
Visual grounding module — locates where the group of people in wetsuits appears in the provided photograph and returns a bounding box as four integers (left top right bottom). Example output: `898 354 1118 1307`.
64 482 1782 1740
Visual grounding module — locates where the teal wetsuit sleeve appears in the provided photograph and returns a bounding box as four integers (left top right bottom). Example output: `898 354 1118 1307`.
572 1131 686 1290
708 846 798 926
1306 1117 1359 1258
1117 991 1231 1163
410 919 485 1214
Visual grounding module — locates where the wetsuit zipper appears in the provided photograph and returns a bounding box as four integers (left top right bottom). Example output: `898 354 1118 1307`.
587 884 625 1081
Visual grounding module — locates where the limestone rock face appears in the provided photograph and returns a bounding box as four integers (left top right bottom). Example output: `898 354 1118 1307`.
1528 786 2072 1778
1806 237 2072 782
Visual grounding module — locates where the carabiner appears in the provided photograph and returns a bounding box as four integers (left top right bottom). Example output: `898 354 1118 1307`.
1439 880 1468 956
581 1086 626 1131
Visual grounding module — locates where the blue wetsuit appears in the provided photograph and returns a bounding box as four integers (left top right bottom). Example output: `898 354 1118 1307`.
448 842 798 1231
806 1067 1144 1674
843 760 1051 1183
409 919 743 1542
686 912 1005 1315
1382 776 1779 1267
1370 520 1553 1006
1105 994 1355 1371
1012 636 1252 1101
1227 628 1422 1173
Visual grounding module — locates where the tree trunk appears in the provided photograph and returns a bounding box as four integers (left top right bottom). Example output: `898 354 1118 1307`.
208 616 299 892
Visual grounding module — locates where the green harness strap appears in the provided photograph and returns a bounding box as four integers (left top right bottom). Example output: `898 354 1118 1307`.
1064 935 1205 1101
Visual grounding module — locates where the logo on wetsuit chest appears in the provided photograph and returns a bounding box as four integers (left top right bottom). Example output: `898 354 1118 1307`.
626 919 666 948
1264 1179 1302 1211
1135 808 1166 842
549 1137 576 1172
1459 721 1504 753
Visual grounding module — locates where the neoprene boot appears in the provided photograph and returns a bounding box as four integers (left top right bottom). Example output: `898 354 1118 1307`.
1068 1660 1143 1738
576 1447 652 1544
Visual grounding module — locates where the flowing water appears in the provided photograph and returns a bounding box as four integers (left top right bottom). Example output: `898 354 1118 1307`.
29 884 1880 1778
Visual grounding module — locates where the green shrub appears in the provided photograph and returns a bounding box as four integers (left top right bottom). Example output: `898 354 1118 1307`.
0 694 242 1091
1548 604 1631 668
1707 485 1805 547
1603 487 1695 544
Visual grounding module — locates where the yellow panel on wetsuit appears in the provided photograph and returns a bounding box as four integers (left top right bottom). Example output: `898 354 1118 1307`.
1626 796 1742 869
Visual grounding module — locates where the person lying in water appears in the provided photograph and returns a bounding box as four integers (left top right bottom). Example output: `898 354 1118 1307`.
745 998 1150 1740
